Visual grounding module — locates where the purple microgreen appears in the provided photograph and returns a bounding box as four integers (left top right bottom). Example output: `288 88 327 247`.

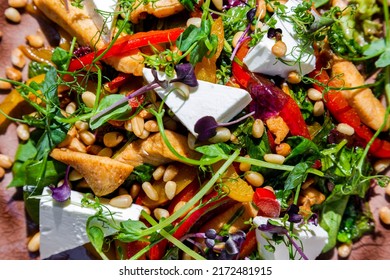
49 165 71 202
258 221 309 260
308 213 319 226
267 28 283 39
194 111 255 142
230 25 251 61
90 64 197 124
286 204 303 223
170 63 199 88
246 8 256 22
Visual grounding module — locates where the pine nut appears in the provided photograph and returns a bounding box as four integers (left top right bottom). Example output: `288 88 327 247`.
336 123 355 136
172 82 190 99
103 131 124 148
81 91 96 108
239 155 251 172
4 7 21 23
165 181 177 200
313 100 325 116
142 182 159 201
0 80 12 90
27 232 40 253
65 101 77 114
124 119 133 132
0 154 13 169
256 0 267 19
163 164 179 182
307 88 323 101
138 128 150 140
287 71 301 84
275 143 291 157
141 205 151 215
75 120 89 131
130 183 141 198
11 48 26 68
5 67 22 81
26 34 44 49
8 0 28 8
153 165 166 181
138 109 153 119
173 201 189 218
209 127 231 143
86 144 102 155
186 17 202 28
79 130 96 146
264 153 285 164
16 123 30 140
271 40 287 57
154 208 170 221
244 171 264 187
109 194 133 208
187 133 197 150
232 31 245 48
68 169 83 181
97 147 113 157
252 119 265 138
250 21 263 32
337 243 352 258
211 0 223 10
0 167 5 179
144 120 159 132
131 115 145 138
68 137 87 153
379 206 390 225
373 159 390 173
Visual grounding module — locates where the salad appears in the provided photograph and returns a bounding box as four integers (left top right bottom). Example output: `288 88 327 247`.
0 0 390 260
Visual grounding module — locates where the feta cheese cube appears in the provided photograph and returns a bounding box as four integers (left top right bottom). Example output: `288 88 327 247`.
84 0 118 43
39 187 143 259
243 0 316 78
142 68 252 136
253 216 328 260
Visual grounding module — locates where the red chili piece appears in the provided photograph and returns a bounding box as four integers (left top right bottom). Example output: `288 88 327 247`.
68 28 184 72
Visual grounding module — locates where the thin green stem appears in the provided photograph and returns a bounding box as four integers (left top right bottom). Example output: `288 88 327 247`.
141 211 206 260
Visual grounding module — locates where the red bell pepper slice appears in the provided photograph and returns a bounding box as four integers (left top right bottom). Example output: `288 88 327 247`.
68 28 184 72
105 73 132 91
238 229 257 259
252 188 281 218
231 40 311 139
309 65 390 158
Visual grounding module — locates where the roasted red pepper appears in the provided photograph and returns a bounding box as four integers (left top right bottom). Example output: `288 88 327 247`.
309 63 390 158
68 28 184 72
238 229 257 259
232 40 311 139
105 73 132 92
252 188 280 218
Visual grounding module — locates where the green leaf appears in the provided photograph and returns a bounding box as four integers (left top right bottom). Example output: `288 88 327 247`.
51 47 71 71
363 38 385 56
28 61 51 78
40 67 59 105
375 48 390 67
90 94 133 130
195 143 231 158
116 220 148 242
126 164 156 183
284 162 310 191
87 226 105 253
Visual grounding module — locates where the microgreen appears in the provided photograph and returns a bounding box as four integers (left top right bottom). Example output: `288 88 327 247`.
48 165 71 202
194 112 255 142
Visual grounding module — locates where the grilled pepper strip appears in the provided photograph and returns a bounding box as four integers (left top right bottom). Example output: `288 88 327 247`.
232 41 311 139
310 67 390 158
68 28 184 72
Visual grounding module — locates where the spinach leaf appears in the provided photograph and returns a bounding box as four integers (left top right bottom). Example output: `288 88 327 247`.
90 94 133 130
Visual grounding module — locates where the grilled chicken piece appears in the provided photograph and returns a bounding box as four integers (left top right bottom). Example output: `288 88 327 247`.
50 148 134 196
331 60 389 131
34 0 105 49
129 0 185 23
114 130 199 166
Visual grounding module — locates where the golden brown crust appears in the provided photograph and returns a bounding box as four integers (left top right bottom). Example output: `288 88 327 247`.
50 148 134 196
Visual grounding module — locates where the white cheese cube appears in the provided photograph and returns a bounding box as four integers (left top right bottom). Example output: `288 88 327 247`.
39 187 143 259
253 216 328 260
243 0 316 78
142 68 252 136
84 0 118 43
